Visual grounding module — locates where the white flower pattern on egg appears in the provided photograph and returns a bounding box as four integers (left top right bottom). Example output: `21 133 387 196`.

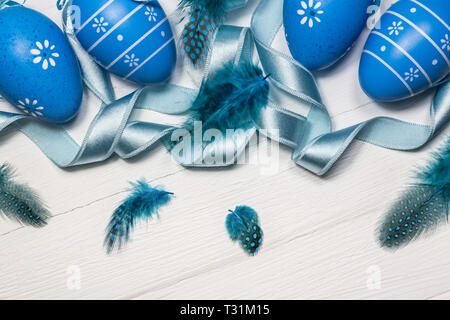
404 67 419 82
124 54 139 67
92 17 109 33
30 40 59 70
145 6 158 22
441 34 450 51
297 0 323 28
388 21 404 36
17 98 45 117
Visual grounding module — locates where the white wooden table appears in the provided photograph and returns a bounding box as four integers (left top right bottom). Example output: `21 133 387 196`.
1 0 449 300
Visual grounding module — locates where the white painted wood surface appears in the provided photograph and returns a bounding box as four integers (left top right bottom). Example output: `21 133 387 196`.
1 0 449 300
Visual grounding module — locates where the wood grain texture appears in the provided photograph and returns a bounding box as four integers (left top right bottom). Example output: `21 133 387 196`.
0 0 449 300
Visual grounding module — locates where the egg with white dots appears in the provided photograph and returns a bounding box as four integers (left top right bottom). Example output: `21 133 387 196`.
0 5 82 123
359 0 450 102
72 0 176 85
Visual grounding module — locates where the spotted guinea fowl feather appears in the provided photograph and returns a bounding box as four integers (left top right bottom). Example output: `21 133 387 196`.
0 163 50 227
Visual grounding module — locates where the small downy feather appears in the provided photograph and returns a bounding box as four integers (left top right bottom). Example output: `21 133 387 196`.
184 62 270 133
105 180 173 253
0 163 50 227
226 205 263 255
378 136 450 249
178 0 228 67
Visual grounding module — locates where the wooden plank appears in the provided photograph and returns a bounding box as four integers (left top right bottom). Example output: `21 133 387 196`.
0 0 449 300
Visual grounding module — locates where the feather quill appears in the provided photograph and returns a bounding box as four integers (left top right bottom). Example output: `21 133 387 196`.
178 0 228 67
105 180 173 253
378 136 450 249
184 62 270 133
0 163 50 227
226 205 263 255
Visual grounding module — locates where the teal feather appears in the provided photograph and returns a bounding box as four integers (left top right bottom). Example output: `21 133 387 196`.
379 136 450 249
184 62 270 133
0 163 50 227
178 0 228 66
105 180 173 253
226 206 263 255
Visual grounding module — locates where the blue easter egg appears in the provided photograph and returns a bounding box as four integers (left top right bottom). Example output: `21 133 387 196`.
283 0 374 70
72 0 176 85
359 0 450 102
0 6 83 123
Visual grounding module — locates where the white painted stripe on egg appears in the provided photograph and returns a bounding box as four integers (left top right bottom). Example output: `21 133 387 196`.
386 10 450 67
88 4 145 53
372 31 432 86
410 0 450 31
75 0 115 35
106 17 169 70
363 50 414 96
125 37 174 80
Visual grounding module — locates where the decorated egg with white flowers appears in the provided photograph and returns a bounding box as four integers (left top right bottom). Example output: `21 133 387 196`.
283 0 374 70
359 0 450 102
0 5 83 123
72 0 176 85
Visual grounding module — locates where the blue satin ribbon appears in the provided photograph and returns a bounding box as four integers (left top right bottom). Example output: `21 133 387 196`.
0 0 449 175
251 0 450 175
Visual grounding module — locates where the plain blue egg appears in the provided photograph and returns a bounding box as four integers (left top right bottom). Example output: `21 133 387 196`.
72 0 176 85
283 0 373 70
0 6 83 123
359 0 450 102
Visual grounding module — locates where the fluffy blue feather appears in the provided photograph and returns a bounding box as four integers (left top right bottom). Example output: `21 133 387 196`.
226 206 257 239
178 0 228 66
418 137 450 200
226 206 263 255
379 136 450 249
184 62 270 133
0 163 50 227
105 180 173 253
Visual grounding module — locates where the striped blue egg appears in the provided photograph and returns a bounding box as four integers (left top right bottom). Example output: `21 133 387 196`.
283 0 374 71
0 5 82 123
359 0 450 102
72 0 176 85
